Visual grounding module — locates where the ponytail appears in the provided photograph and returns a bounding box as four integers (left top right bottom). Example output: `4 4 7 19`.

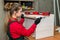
4 11 11 32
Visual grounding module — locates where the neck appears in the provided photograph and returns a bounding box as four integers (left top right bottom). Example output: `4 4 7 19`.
10 16 17 21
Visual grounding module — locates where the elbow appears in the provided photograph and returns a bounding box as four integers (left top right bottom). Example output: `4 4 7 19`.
26 32 32 37
26 34 31 37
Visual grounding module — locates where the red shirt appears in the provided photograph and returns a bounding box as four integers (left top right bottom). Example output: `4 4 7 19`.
9 18 37 39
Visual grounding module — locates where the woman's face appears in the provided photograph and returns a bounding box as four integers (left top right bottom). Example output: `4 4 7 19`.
16 7 22 18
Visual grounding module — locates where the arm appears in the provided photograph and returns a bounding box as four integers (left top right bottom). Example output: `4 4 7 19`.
21 23 37 36
19 14 25 24
10 17 42 39
10 22 36 38
19 18 24 24
21 17 42 36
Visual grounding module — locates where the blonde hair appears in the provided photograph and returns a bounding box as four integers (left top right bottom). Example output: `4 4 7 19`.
4 3 21 32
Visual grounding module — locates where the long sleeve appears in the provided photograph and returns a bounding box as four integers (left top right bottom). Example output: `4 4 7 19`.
21 23 36 36
19 18 24 24
9 22 37 39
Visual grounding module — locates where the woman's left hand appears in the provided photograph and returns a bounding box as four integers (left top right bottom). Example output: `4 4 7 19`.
21 14 24 18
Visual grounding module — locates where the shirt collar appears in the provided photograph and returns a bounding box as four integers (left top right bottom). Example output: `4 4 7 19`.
9 18 17 22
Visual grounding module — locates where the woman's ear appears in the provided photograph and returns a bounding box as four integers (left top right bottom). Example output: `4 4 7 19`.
13 11 17 15
14 11 16 13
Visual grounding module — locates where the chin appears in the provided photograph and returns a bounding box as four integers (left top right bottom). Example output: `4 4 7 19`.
17 16 20 18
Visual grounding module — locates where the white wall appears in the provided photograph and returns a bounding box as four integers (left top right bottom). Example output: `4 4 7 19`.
38 0 54 14
0 0 6 40
5 0 34 1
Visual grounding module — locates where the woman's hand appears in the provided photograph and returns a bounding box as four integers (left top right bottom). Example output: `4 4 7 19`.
34 17 42 25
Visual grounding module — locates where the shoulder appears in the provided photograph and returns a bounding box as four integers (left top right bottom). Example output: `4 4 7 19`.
9 21 22 29
9 21 20 27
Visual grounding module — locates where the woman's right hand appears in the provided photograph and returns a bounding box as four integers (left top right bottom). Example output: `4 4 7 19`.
34 17 42 25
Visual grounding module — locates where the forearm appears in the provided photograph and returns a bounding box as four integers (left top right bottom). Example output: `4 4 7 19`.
22 23 37 36
19 18 24 24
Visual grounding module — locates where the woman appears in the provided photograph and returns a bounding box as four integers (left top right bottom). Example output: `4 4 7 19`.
4 3 42 40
